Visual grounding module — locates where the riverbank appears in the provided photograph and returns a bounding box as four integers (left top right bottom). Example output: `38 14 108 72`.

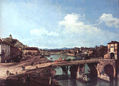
5 67 59 86
0 56 60 86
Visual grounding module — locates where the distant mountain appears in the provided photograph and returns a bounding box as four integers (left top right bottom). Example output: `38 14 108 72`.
60 47 73 50
44 47 73 50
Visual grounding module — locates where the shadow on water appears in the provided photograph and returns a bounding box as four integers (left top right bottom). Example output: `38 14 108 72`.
115 78 118 86
110 77 118 86
55 72 119 86
57 79 98 86
70 79 77 86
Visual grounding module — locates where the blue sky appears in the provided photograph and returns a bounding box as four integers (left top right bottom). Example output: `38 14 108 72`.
0 0 119 48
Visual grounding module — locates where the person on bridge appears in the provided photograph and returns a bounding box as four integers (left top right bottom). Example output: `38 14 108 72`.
6 70 10 76
22 66 25 71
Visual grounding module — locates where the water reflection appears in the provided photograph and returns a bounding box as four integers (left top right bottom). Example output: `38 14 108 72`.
59 74 119 86
115 78 118 86
57 72 119 86
110 78 118 86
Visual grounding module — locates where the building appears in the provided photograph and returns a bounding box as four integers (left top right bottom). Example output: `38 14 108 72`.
0 39 10 62
104 41 119 60
98 41 119 81
23 47 39 55
0 39 22 63
74 47 80 54
10 46 22 62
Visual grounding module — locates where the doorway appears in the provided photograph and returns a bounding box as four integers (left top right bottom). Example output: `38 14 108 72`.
110 53 115 59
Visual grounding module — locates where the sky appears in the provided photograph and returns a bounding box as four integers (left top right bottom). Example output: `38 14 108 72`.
0 0 119 49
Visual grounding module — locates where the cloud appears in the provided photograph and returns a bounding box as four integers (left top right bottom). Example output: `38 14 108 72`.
30 28 59 36
99 13 119 28
59 13 100 33
59 13 119 47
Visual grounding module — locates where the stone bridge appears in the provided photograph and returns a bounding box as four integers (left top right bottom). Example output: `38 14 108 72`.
52 59 118 81
25 58 118 81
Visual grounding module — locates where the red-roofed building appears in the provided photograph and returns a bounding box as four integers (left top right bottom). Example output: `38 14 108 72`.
104 41 119 60
23 47 39 55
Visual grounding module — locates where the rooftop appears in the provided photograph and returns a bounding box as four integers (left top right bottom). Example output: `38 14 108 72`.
0 39 10 45
0 39 2 43
24 47 39 50
108 41 119 44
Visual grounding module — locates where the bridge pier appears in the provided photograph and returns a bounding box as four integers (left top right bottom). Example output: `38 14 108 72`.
76 65 84 79
70 65 78 79
76 66 80 79
88 63 97 78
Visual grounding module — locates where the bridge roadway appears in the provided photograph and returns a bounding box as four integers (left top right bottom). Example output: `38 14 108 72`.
25 59 105 70
52 58 100 66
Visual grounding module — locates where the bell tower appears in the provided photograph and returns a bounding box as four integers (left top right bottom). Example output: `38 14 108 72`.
9 34 12 39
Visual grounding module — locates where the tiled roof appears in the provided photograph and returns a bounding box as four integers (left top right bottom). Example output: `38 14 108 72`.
108 41 119 44
0 39 2 43
0 39 10 45
24 47 39 50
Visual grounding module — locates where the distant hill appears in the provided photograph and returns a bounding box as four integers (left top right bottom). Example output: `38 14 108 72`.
3 37 27 49
45 47 73 50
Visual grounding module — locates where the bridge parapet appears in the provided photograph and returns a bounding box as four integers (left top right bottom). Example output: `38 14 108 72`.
51 59 100 67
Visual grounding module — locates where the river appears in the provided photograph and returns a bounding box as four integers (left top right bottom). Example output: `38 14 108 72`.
47 54 119 86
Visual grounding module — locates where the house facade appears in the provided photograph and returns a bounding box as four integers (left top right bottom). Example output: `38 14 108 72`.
108 41 119 60
104 41 119 60
0 39 10 62
0 39 22 63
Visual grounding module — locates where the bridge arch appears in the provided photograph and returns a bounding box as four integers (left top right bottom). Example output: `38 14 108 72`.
104 64 114 79
97 59 116 80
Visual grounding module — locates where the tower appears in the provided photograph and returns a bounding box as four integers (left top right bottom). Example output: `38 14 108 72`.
9 34 12 39
107 41 119 60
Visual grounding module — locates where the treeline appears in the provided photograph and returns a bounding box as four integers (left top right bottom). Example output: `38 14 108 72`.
92 45 107 58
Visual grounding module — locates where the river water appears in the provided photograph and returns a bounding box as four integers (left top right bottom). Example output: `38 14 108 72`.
47 54 119 86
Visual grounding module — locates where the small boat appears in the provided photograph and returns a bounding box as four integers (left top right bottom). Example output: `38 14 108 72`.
78 73 91 83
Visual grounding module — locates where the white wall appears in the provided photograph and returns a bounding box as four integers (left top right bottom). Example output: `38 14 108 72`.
0 45 1 60
0 44 10 62
0 45 1 54
1 44 10 57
